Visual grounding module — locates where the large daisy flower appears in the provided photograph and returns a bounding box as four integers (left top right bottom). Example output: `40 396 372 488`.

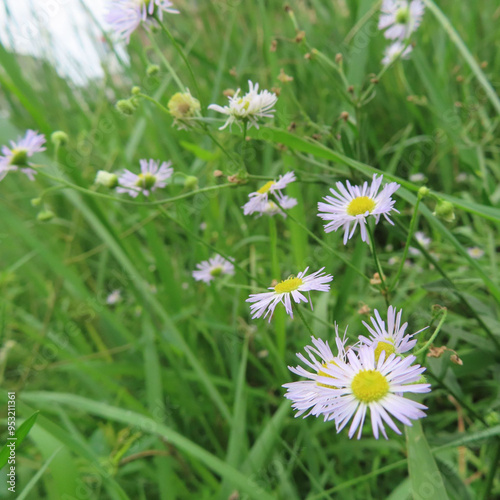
317 174 400 244
208 81 278 131
105 0 179 44
318 346 431 439
243 171 296 216
0 129 46 181
246 267 333 322
358 306 426 361
283 328 350 419
379 0 425 41
116 159 173 197
192 255 235 284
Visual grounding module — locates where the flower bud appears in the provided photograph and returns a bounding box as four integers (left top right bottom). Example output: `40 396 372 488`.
116 99 136 116
433 199 455 222
95 170 118 189
37 210 55 222
51 131 69 147
31 197 42 207
418 186 430 198
131 86 141 96
147 64 160 76
184 175 198 191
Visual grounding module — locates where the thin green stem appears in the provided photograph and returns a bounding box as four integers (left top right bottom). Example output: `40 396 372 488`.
202 125 240 167
482 440 500 500
391 194 422 291
366 223 389 305
414 308 447 358
147 31 185 91
295 305 315 337
157 19 202 103
137 93 171 115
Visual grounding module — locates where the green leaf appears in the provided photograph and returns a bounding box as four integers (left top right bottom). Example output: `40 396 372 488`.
0 411 39 470
406 420 449 500
180 140 219 161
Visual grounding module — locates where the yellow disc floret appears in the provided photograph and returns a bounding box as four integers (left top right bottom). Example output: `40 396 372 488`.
346 196 376 216
210 266 223 277
168 92 201 119
257 181 275 194
136 173 157 190
374 341 396 362
351 370 389 403
274 276 303 294
317 361 339 389
10 148 28 166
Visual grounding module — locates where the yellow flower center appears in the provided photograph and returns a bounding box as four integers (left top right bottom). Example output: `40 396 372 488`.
168 92 200 119
317 361 338 389
374 340 396 362
257 181 275 194
395 6 410 24
210 266 223 277
274 277 303 294
10 148 28 166
346 196 376 216
351 370 389 403
136 173 157 190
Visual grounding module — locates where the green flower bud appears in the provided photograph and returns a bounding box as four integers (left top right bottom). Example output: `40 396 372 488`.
184 175 198 190
116 99 136 116
31 197 42 207
147 64 160 76
433 199 455 223
418 186 430 198
131 86 141 96
51 131 69 147
37 210 55 222
95 170 118 189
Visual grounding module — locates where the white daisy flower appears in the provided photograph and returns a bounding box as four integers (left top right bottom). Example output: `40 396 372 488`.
208 81 278 131
318 346 431 439
381 40 413 65
379 0 425 41
408 231 431 256
105 0 179 43
116 159 173 198
261 196 298 218
0 129 46 182
246 267 333 322
317 174 400 244
192 255 235 284
467 247 484 259
106 289 122 305
243 171 296 216
358 306 426 361
283 328 350 419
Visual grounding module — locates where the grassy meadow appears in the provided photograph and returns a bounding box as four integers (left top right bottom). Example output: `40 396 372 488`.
0 0 500 498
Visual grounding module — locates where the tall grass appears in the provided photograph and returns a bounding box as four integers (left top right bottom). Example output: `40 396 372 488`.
0 0 499 498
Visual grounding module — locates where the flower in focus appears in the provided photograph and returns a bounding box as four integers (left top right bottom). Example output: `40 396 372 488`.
381 40 413 65
283 328 349 419
208 80 278 131
408 231 431 256
358 306 426 361
467 247 484 259
168 91 201 129
246 267 333 322
0 129 46 182
317 174 400 244
105 0 179 43
243 171 297 217
192 255 235 284
379 0 425 40
317 346 431 439
117 159 173 197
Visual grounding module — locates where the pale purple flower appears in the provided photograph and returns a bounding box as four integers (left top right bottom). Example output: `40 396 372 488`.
117 159 173 197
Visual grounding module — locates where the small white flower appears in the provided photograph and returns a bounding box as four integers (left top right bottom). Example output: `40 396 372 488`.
106 289 122 305
192 255 235 284
283 328 350 420
117 159 173 197
409 231 431 256
0 129 46 181
317 174 400 244
379 0 425 41
381 40 413 65
105 0 179 43
467 247 484 259
208 81 278 131
358 306 426 361
317 346 431 439
261 196 298 218
409 172 425 183
243 171 296 216
246 267 333 322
